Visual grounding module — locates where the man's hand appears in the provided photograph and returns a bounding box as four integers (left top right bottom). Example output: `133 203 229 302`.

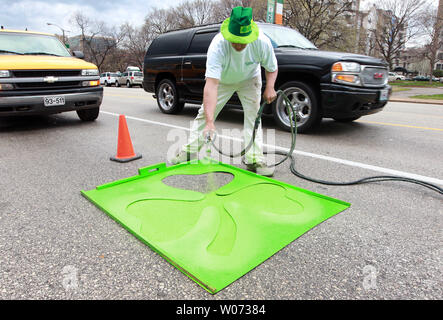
263 87 277 104
203 121 216 140
264 69 278 104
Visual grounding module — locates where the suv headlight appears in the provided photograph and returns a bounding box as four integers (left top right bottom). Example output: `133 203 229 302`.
332 62 361 72
81 69 99 76
0 70 10 77
331 62 362 86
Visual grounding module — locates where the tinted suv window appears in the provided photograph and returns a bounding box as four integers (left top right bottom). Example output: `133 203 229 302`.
187 32 217 54
148 31 189 55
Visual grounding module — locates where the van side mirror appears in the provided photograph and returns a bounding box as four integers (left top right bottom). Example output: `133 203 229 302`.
72 51 85 59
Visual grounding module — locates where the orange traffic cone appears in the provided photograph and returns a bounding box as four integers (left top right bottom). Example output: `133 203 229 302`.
110 114 142 163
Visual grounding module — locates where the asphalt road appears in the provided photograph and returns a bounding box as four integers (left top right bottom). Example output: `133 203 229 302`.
0 86 442 300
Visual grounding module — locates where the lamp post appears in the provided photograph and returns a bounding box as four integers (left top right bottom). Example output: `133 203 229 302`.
47 22 70 45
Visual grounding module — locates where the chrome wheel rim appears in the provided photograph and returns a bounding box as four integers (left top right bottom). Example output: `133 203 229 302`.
276 87 311 128
158 82 175 111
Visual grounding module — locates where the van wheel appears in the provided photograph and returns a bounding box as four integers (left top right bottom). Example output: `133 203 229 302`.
77 107 100 121
126 81 132 88
156 78 184 114
273 81 321 133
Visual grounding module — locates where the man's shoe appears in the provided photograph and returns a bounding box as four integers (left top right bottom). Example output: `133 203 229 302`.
246 161 275 177
169 150 196 165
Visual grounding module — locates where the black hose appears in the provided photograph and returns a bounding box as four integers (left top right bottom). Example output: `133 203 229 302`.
209 90 443 195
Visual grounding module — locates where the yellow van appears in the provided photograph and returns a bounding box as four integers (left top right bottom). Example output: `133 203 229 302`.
0 29 103 121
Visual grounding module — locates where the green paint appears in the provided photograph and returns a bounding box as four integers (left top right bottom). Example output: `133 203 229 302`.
81 159 350 294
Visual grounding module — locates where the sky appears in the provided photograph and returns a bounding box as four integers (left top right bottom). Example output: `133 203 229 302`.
0 0 189 35
0 0 438 45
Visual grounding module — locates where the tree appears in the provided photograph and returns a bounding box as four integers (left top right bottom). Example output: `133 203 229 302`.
282 0 355 50
370 0 425 70
70 12 124 71
419 0 443 83
144 8 180 35
212 0 262 21
121 22 155 70
172 0 218 28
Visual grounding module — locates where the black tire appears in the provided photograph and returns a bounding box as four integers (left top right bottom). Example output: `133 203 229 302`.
126 81 132 88
333 116 361 122
156 78 185 114
273 81 321 133
77 107 100 121
115 81 120 87
104 81 109 87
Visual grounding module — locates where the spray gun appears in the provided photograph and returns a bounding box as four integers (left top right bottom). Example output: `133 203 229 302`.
202 129 216 163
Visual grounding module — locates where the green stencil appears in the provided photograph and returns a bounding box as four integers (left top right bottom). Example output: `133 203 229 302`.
81 160 350 293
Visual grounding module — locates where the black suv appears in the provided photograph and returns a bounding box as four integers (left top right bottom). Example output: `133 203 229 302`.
143 22 391 132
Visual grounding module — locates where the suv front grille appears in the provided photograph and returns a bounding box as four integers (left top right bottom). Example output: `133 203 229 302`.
361 66 388 87
12 70 82 77
15 81 82 90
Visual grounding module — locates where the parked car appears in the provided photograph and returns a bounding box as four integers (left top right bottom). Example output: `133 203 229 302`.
142 23 391 132
388 72 405 81
126 66 141 72
116 70 143 88
100 72 119 86
412 75 429 81
0 29 102 121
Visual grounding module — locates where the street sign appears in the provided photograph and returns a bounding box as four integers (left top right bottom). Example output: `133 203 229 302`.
266 0 275 24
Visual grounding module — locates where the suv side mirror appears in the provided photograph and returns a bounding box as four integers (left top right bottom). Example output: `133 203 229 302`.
72 51 85 59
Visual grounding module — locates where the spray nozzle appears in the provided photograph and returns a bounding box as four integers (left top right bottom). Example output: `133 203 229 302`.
203 129 216 145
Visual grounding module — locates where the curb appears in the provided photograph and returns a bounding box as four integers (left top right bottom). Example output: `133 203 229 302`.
389 98 443 105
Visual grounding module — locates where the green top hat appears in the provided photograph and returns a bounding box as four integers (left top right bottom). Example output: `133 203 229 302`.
220 6 259 44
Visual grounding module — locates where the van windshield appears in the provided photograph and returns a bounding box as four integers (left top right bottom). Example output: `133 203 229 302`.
0 32 71 57
260 25 317 50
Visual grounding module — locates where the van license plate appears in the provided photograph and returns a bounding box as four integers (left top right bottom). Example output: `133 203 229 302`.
44 96 65 106
379 89 389 102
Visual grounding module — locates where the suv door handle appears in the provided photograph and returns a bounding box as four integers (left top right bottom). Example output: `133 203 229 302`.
184 61 192 65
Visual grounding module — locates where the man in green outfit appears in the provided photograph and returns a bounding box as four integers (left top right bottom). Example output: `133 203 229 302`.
170 6 278 176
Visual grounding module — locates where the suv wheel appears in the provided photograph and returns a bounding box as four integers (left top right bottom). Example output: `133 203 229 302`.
77 107 100 121
273 81 321 133
156 78 184 114
104 81 109 87
115 81 120 87
126 81 132 88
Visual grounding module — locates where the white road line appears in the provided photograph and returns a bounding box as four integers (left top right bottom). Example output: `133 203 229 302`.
101 110 443 186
